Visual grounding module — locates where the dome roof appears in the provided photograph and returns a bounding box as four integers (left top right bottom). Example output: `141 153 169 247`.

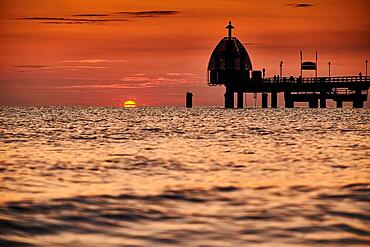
207 37 253 72
207 22 253 85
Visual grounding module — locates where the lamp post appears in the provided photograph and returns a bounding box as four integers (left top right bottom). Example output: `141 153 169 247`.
328 61 331 78
280 61 283 78
366 59 368 77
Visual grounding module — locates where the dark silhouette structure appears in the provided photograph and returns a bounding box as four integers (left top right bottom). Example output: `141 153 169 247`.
207 21 252 108
207 22 370 108
186 91 193 108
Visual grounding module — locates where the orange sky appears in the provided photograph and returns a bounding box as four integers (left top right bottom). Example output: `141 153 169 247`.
0 0 369 106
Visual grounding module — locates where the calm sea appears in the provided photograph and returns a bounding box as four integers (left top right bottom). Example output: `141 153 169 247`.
0 106 369 246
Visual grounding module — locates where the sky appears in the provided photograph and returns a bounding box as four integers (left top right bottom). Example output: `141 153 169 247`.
0 0 369 106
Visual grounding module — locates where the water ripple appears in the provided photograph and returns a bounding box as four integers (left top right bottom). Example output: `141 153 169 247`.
0 106 369 246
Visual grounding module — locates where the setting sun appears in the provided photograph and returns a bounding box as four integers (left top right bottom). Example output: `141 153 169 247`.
123 100 136 108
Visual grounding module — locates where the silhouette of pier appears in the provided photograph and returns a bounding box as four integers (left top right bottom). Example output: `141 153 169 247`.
207 22 369 108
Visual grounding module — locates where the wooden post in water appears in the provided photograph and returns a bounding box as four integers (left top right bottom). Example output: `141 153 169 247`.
224 87 234 108
237 91 244 108
309 98 318 108
284 92 294 108
186 91 193 108
353 90 364 108
262 93 268 108
320 92 327 108
271 92 278 108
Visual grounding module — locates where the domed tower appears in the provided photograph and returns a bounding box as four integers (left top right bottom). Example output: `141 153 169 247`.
207 21 253 108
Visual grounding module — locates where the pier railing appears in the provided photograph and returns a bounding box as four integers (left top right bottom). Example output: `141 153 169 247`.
263 76 369 84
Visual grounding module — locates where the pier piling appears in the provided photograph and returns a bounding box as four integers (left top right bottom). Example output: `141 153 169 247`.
284 93 294 108
320 98 327 108
224 90 234 108
309 99 318 108
262 93 268 108
237 92 244 108
271 92 278 108
320 92 327 108
353 90 364 108
353 100 364 108
186 91 193 108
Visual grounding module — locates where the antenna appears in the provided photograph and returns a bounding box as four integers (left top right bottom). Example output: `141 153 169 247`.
315 51 318 78
280 61 283 78
300 51 303 77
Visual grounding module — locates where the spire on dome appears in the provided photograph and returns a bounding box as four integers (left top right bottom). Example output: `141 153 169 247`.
225 21 235 39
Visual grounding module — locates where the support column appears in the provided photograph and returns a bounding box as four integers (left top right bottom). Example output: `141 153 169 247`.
284 92 294 108
224 92 227 108
245 93 247 108
271 92 278 108
309 98 318 108
320 92 326 108
237 91 244 108
320 98 326 108
353 90 364 108
262 93 268 108
336 100 343 108
353 100 364 108
224 87 234 108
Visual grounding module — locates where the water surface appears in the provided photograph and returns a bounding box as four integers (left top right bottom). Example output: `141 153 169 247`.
0 106 369 246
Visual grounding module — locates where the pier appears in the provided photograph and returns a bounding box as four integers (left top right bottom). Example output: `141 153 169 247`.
207 22 369 108
217 76 370 108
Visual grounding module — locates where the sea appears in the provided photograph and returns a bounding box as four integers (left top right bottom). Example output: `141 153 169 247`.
0 106 369 247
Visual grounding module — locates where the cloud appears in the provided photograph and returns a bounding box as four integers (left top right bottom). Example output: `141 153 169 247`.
116 10 179 17
119 73 201 87
57 83 145 89
59 66 107 70
61 59 129 63
121 76 151 82
14 10 179 25
14 17 128 25
13 65 50 68
13 65 107 70
72 14 109 17
17 17 98 21
41 22 97 25
57 73 202 91
286 3 315 8
165 72 196 76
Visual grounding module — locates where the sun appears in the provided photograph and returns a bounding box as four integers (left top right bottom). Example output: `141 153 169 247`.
123 100 136 108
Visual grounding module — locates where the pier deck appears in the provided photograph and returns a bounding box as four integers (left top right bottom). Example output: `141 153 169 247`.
225 76 370 108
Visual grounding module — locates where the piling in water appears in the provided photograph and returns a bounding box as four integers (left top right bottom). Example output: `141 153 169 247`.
186 91 193 108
